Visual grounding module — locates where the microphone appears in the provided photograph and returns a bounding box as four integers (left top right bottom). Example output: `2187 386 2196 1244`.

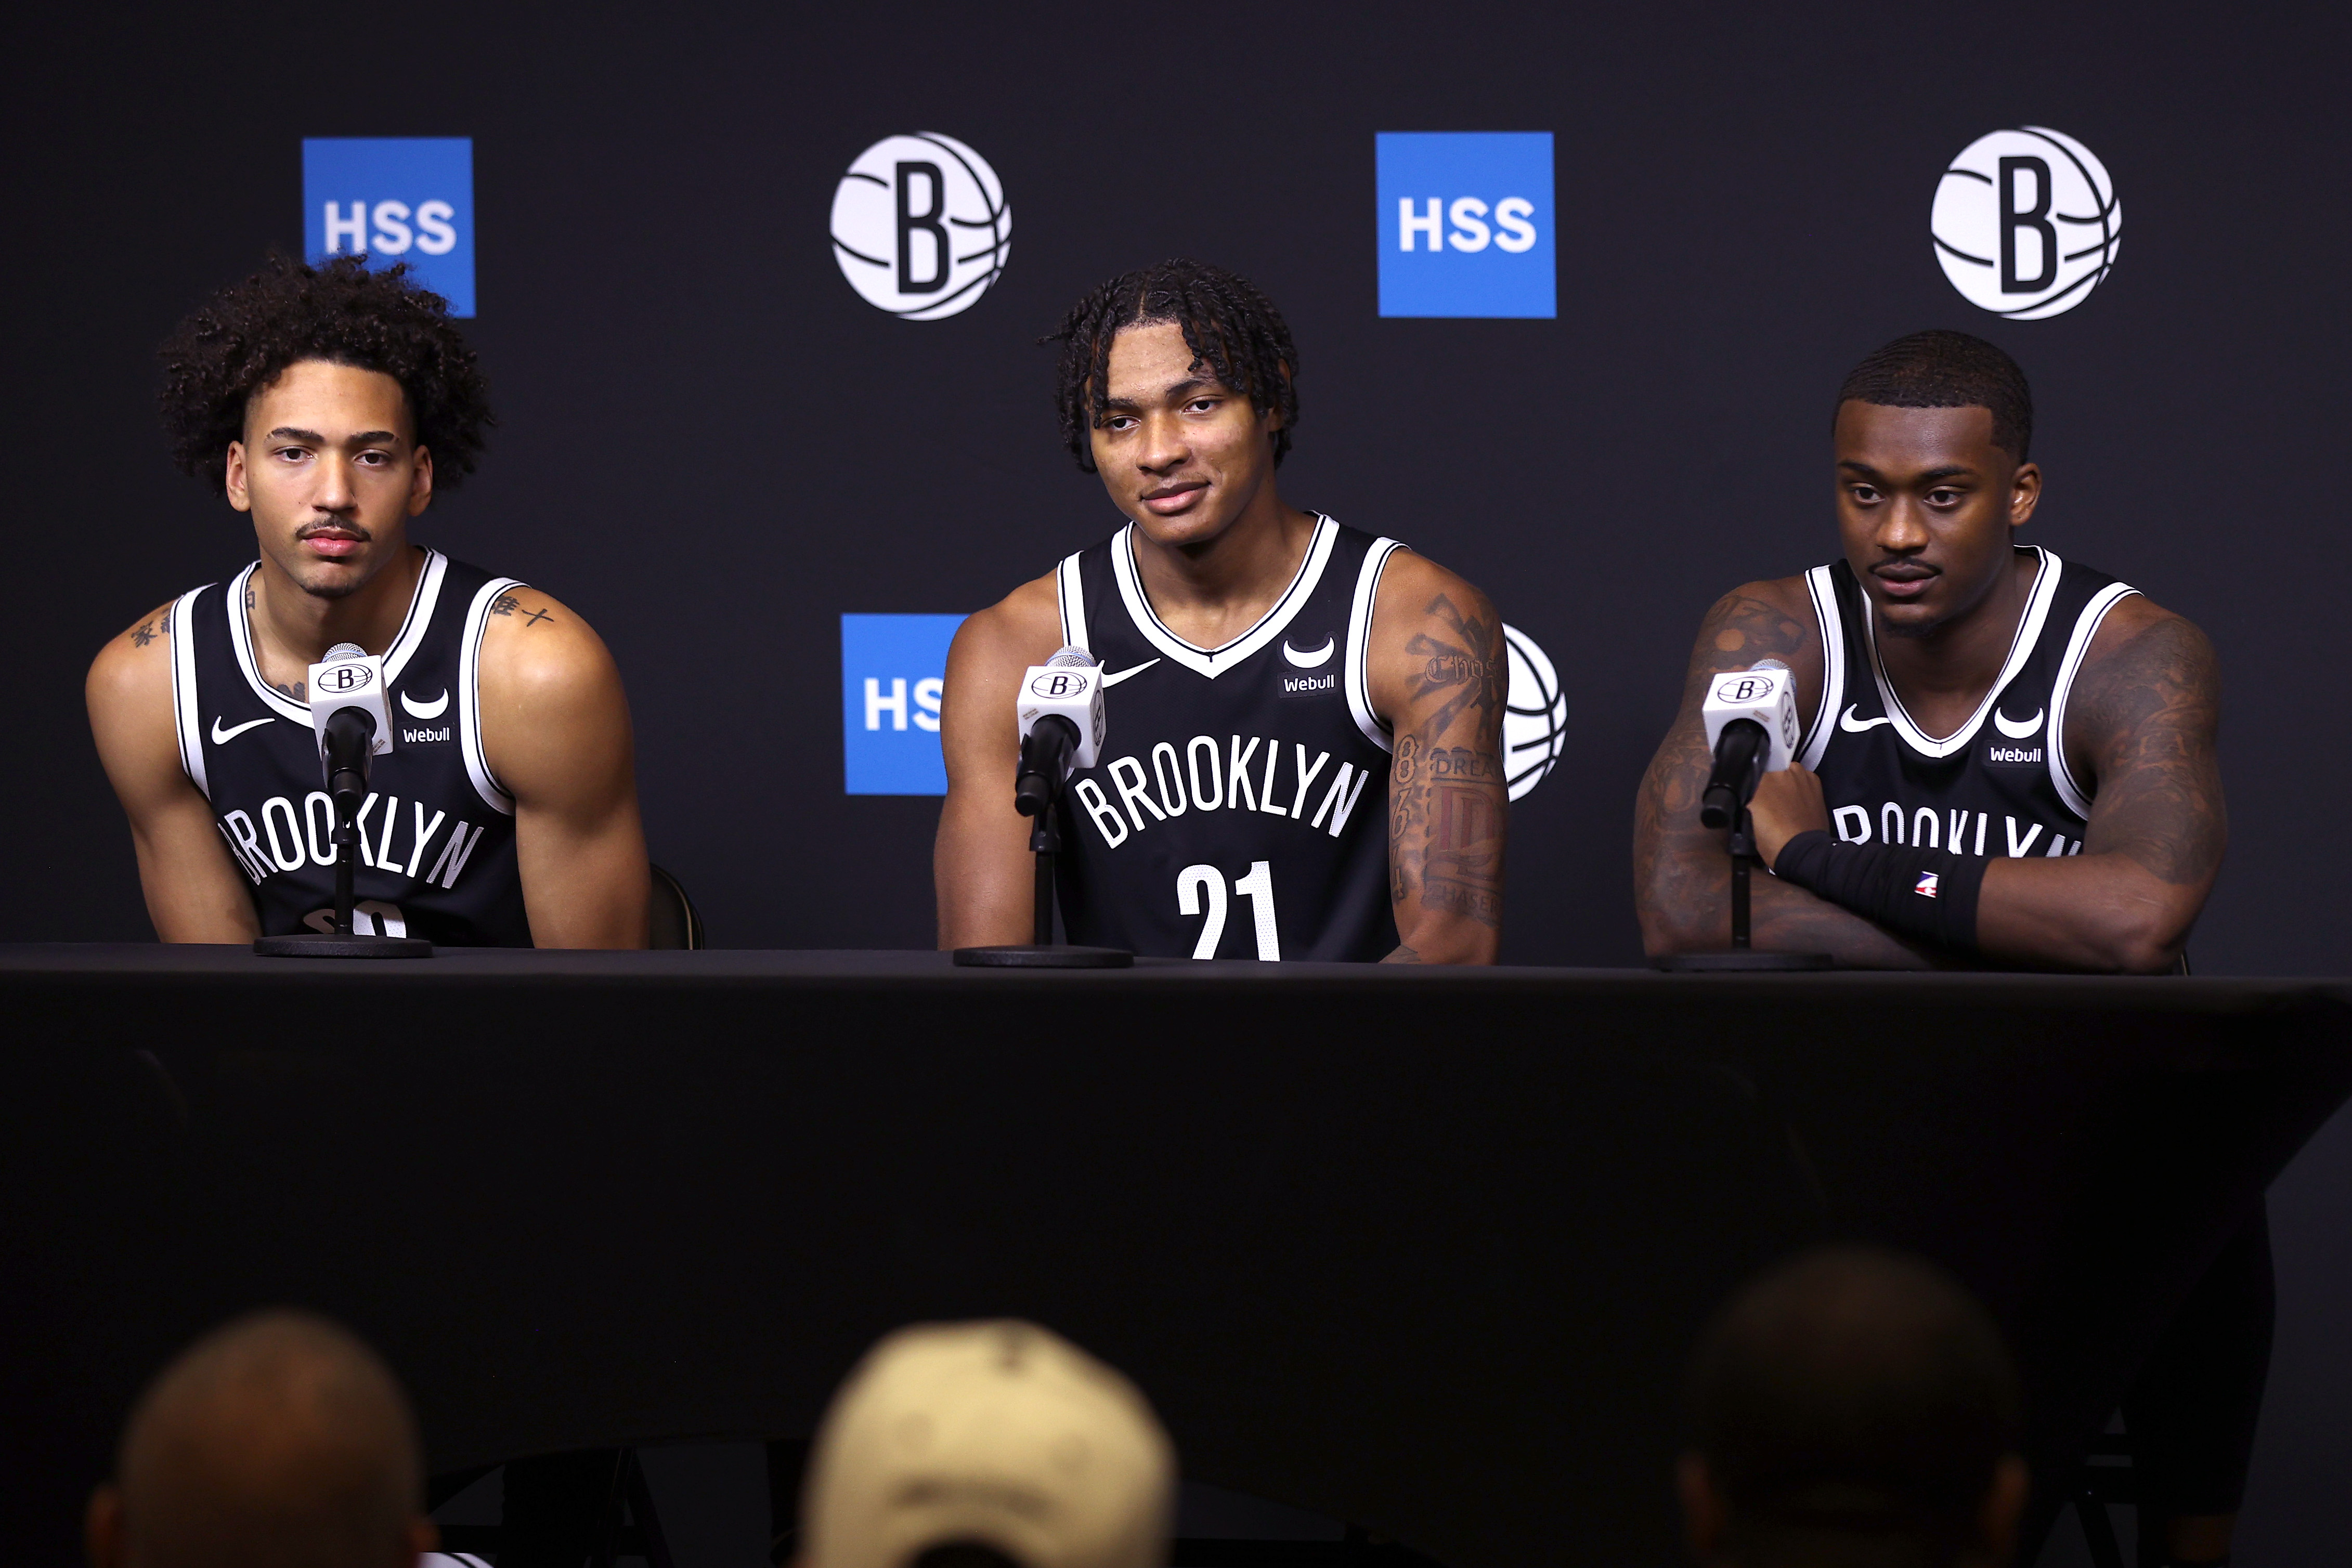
307 642 393 814
1014 646 1106 818
1699 658 1798 829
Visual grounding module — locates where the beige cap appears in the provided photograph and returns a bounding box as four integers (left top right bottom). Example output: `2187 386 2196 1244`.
802 1321 1176 1568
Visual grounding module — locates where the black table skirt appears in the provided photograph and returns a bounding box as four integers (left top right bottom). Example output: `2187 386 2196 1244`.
6 946 2348 1566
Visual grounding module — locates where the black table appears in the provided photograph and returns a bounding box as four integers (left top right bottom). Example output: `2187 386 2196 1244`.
6 946 2348 1567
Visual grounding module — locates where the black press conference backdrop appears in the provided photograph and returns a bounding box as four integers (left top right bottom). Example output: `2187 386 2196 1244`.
4 3 2349 1557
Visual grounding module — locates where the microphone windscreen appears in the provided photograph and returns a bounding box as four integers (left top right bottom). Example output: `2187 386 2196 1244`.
323 642 368 663
1045 645 1097 669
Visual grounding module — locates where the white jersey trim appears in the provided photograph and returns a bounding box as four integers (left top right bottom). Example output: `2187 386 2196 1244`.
1109 514 1339 679
169 583 214 799
1797 565 1845 771
2045 580 2143 820
1055 550 1089 654
458 577 522 816
224 552 445 722
1345 537 1409 754
381 550 448 684
1862 547 2063 759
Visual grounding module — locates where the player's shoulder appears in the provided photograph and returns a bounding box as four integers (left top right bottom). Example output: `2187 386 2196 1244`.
476 583 620 700
2076 589 2217 705
86 597 183 712
950 570 1064 673
1370 545 1502 651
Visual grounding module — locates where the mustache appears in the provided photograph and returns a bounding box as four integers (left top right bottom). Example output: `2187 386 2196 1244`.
295 520 372 542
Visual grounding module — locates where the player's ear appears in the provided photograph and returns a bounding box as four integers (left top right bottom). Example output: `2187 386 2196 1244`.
2007 460 2042 531
224 441 252 513
407 445 435 517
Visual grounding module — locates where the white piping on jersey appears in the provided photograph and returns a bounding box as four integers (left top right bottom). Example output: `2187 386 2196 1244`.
2045 580 2142 820
169 583 214 799
1797 565 1846 771
1859 547 2063 758
1106 514 1339 678
1055 550 1090 654
458 577 522 816
224 551 448 722
1345 537 1410 754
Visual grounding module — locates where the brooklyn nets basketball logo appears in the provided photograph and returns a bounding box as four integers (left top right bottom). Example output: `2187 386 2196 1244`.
1501 623 1565 802
831 133 1011 321
1931 127 2120 320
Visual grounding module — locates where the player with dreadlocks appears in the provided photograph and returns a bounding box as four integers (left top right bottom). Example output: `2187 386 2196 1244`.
87 254 649 946
935 258 1508 961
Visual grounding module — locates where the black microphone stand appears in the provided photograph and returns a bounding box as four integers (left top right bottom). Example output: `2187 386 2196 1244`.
255 709 432 960
955 722 1132 969
1657 723 1829 972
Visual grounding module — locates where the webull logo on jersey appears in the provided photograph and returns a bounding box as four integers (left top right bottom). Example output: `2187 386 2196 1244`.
214 791 488 889
842 613 963 794
1984 705 2044 768
304 138 475 316
1072 736 1375 848
1376 132 1555 319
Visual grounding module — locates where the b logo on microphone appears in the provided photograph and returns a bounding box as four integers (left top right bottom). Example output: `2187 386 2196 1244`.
1029 671 1091 700
1715 675 1775 704
318 663 375 694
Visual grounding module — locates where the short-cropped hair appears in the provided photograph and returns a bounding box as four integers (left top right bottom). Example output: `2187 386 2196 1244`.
1836 331 2033 463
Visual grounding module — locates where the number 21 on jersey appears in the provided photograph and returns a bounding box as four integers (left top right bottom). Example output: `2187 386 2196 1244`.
1177 861 1280 961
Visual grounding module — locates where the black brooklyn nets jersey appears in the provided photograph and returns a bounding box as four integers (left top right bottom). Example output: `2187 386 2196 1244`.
168 550 532 945
1799 546 2139 863
1053 515 1403 961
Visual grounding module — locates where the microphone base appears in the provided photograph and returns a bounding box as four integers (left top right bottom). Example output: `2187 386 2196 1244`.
1655 950 1832 972
254 934 436 960
953 945 1133 969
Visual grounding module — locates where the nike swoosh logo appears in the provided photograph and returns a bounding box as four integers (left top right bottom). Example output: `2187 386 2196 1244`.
210 715 275 743
1839 704 1894 733
400 688 450 718
1282 637 1335 669
1993 705 2044 739
1100 659 1159 687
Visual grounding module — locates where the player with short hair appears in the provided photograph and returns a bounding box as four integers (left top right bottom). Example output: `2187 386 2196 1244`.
88 255 649 946
935 259 1508 962
1636 332 2256 1568
1635 329 2222 972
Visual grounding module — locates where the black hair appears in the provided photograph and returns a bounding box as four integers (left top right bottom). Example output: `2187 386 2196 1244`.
1686 1247 2021 1568
1044 258 1298 472
158 253 493 491
1836 330 2033 463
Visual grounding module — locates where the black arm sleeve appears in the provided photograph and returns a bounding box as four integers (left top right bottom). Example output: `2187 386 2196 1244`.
1769 830 1988 952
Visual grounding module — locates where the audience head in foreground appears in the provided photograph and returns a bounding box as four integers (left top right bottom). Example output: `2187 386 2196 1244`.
803 1320 1176 1568
88 1310 435 1568
1681 1247 2026 1568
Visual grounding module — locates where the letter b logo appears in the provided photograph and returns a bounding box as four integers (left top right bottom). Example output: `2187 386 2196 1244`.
832 134 1011 321
1932 127 2120 320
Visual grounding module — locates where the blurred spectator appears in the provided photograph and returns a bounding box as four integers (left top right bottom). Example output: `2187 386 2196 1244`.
87 1310 438 1568
1680 1247 2028 1568
801 1321 1176 1568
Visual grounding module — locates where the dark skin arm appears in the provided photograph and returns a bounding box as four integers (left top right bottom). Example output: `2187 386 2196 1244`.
1634 580 1941 966
1369 555 1508 964
1748 596 2224 973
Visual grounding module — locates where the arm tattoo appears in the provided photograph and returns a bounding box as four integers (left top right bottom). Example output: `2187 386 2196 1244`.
2072 614 2225 886
130 620 156 648
1389 593 1508 932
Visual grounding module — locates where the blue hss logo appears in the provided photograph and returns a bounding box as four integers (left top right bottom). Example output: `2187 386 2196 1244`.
303 138 476 316
842 613 966 795
1375 132 1555 319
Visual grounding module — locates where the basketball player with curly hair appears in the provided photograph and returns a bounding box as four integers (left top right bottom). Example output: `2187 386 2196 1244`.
935 259 1508 962
87 255 649 946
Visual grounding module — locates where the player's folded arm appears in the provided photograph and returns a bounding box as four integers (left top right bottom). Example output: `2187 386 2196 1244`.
476 593 651 948
1973 605 2224 973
